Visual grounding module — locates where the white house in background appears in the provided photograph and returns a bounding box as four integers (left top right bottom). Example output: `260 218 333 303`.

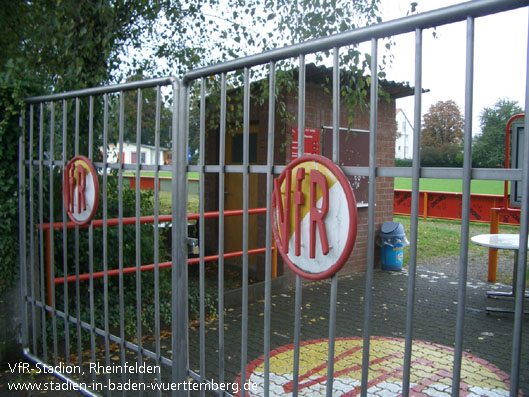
105 142 168 165
395 108 414 160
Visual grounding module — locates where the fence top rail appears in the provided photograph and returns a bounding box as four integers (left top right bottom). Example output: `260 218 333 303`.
183 0 529 82
24 76 177 104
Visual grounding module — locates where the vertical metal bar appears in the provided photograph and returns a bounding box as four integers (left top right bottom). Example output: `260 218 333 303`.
88 98 94 165
38 103 47 360
88 96 97 385
292 53 306 397
28 104 37 355
298 54 306 156
240 67 251 392
154 85 162 394
510 9 529 395
49 101 58 365
135 88 144 394
74 98 82 368
332 47 340 162
198 77 206 396
263 60 276 397
292 276 303 397
118 91 126 387
102 94 111 387
61 99 70 366
171 79 188 393
184 83 191 390
19 120 28 350
361 38 378 396
171 81 178 390
326 47 341 397
218 73 227 386
402 28 422 396
452 17 474 395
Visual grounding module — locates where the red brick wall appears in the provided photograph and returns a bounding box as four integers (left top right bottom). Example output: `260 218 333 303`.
273 81 396 283
204 79 397 283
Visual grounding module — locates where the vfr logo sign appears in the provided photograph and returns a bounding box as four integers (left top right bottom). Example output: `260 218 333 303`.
271 155 357 279
63 156 99 226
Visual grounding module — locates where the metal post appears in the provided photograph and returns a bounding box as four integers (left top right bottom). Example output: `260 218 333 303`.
292 53 306 397
264 60 276 397
154 85 162 395
198 77 206 396
38 103 47 361
240 67 251 394
49 101 58 365
218 73 227 386
402 27 422 396
171 79 189 395
135 87 144 394
452 16 474 395
74 98 82 369
361 37 378 396
61 99 70 366
326 46 341 397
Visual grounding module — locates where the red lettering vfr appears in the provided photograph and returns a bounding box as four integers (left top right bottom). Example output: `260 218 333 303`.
76 165 87 213
294 168 305 256
65 162 87 214
309 169 329 258
273 170 291 254
274 167 329 258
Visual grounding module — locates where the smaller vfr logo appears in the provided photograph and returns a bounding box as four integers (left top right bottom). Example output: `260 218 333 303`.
63 156 99 225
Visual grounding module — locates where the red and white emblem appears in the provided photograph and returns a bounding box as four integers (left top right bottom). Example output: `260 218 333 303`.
63 156 99 225
271 154 357 279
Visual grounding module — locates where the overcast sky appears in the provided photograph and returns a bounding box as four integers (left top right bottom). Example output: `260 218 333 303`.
378 0 528 135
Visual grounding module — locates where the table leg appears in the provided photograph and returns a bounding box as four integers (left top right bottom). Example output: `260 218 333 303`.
486 249 529 314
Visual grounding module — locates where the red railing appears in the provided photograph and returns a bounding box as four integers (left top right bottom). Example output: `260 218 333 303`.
41 208 277 312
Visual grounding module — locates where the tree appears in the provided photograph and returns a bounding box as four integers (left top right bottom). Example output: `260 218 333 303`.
472 99 523 168
420 100 464 167
0 0 161 298
122 74 173 148
421 100 464 147
1 0 392 292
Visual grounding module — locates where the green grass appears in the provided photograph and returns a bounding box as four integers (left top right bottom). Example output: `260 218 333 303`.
158 190 198 215
394 178 508 195
394 215 519 264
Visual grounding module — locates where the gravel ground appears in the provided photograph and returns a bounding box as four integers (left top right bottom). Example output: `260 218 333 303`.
419 249 519 285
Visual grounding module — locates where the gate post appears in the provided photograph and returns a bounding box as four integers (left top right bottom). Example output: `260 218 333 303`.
171 79 189 394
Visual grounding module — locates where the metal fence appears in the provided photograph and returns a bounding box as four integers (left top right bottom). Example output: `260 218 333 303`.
19 0 529 396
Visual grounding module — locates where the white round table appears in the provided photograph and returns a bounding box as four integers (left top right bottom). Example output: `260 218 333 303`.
470 233 526 251
470 234 528 314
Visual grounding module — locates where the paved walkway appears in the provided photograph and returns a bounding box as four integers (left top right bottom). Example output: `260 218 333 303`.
189 266 529 396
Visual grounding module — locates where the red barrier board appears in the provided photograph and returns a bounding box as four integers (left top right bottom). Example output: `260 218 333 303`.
394 190 520 225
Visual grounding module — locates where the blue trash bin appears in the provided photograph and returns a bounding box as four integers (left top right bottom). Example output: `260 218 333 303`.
379 222 408 271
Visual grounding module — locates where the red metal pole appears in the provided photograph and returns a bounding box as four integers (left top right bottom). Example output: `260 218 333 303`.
54 247 273 285
423 192 428 220
40 208 267 231
488 209 499 282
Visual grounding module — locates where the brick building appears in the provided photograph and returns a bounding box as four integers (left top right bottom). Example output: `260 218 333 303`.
202 64 413 284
